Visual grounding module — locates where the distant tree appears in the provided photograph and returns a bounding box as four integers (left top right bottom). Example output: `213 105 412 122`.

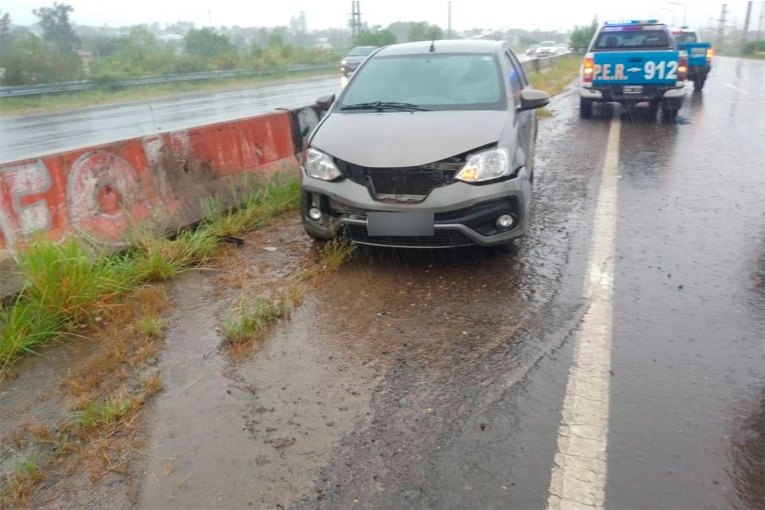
0 33 83 85
407 22 444 42
183 28 236 59
0 11 12 50
355 26 396 47
33 3 80 53
570 16 598 51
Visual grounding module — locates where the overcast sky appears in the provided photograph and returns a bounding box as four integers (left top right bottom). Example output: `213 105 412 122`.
0 0 757 32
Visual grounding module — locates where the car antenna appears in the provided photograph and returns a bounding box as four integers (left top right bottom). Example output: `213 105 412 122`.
429 30 436 52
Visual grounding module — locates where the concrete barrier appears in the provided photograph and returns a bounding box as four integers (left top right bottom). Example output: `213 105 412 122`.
0 111 298 297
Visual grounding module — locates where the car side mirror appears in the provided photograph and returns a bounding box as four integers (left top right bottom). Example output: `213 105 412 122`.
316 94 336 111
518 89 550 112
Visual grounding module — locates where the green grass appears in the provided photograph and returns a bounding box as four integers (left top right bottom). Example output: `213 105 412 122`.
529 56 581 96
318 237 357 273
0 176 301 373
0 69 334 115
220 295 292 344
138 315 164 339
203 176 301 237
68 395 134 429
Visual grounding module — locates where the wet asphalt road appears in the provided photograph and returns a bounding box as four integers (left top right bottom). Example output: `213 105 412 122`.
0 75 341 163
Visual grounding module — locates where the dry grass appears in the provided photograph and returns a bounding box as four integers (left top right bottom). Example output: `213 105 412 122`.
529 56 581 97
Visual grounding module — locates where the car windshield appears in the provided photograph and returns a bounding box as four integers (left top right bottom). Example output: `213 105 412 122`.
338 53 505 111
540 41 555 47
348 46 376 56
594 28 671 49
673 32 698 43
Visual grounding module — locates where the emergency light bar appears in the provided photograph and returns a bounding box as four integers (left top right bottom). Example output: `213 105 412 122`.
604 19 660 26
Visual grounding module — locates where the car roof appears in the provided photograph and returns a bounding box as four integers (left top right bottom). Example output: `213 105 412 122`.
375 39 504 56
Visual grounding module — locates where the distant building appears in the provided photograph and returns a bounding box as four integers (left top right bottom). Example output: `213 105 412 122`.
314 37 332 50
77 49 94 68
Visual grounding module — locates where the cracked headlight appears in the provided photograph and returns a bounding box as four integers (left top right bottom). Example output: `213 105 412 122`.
455 147 511 183
305 148 342 181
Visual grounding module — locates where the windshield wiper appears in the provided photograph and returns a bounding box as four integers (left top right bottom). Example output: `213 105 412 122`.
340 101 430 112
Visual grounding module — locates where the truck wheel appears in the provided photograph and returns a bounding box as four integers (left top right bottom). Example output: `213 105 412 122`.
579 98 594 119
647 101 660 120
662 106 680 122
693 76 706 91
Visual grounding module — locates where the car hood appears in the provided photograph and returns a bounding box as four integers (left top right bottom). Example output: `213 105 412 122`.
311 110 508 167
343 56 366 64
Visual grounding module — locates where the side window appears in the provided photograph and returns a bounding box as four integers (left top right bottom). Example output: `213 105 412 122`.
504 51 524 106
508 51 529 87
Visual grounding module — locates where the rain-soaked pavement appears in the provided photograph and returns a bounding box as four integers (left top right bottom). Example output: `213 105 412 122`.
2 56 763 509
0 75 341 163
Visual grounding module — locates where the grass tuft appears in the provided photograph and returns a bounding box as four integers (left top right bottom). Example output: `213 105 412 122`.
319 237 357 273
529 56 581 97
138 315 164 339
204 176 301 237
220 295 292 344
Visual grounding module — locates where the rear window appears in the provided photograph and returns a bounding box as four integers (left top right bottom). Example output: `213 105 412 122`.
673 32 698 43
338 53 505 111
348 46 377 56
594 28 671 50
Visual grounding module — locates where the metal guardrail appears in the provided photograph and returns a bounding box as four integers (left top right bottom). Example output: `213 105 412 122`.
0 63 337 98
521 54 568 74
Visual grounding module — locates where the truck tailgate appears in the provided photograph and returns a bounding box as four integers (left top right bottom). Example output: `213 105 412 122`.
592 51 681 85
676 42 711 67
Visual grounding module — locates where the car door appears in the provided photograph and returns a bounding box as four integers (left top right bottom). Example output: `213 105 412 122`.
504 50 536 172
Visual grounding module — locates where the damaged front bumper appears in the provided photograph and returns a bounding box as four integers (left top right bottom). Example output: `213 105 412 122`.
300 168 532 248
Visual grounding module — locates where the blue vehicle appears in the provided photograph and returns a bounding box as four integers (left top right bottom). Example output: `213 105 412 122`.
579 20 688 120
671 28 713 91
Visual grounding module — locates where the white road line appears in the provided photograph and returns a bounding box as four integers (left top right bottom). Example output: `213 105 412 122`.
547 114 620 510
724 83 750 94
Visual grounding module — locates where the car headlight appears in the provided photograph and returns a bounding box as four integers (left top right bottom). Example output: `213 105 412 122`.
341 59 347 65
455 147 510 183
305 148 342 181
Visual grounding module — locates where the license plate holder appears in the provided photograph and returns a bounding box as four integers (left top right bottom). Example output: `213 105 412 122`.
367 212 434 236
623 85 643 94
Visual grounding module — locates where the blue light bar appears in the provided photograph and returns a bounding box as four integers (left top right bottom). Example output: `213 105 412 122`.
604 19 660 26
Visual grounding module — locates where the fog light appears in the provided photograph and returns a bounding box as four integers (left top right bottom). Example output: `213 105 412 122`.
496 214 514 229
308 207 322 221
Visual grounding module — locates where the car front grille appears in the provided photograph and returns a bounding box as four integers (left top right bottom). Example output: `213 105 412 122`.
345 225 474 248
335 159 464 203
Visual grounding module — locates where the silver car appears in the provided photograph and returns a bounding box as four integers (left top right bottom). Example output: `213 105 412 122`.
300 40 549 249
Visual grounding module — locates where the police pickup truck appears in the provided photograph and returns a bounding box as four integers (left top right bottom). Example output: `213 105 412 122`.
670 27 713 91
579 20 687 120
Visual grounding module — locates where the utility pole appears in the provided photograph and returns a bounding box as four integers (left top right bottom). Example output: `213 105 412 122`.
448 1 452 39
742 1 753 52
756 1 765 52
350 1 361 42
715 4 728 53
668 2 687 26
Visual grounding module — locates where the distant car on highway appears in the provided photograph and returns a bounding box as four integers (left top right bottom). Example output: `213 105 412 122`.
537 41 556 57
555 44 569 55
579 19 688 120
300 40 550 249
525 44 539 58
340 46 378 77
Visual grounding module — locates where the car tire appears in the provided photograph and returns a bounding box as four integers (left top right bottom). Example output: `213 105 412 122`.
579 98 594 119
693 76 706 91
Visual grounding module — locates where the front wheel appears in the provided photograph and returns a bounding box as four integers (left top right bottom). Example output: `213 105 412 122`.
579 98 594 119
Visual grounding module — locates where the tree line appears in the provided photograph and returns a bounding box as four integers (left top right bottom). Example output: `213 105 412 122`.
0 3 339 86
